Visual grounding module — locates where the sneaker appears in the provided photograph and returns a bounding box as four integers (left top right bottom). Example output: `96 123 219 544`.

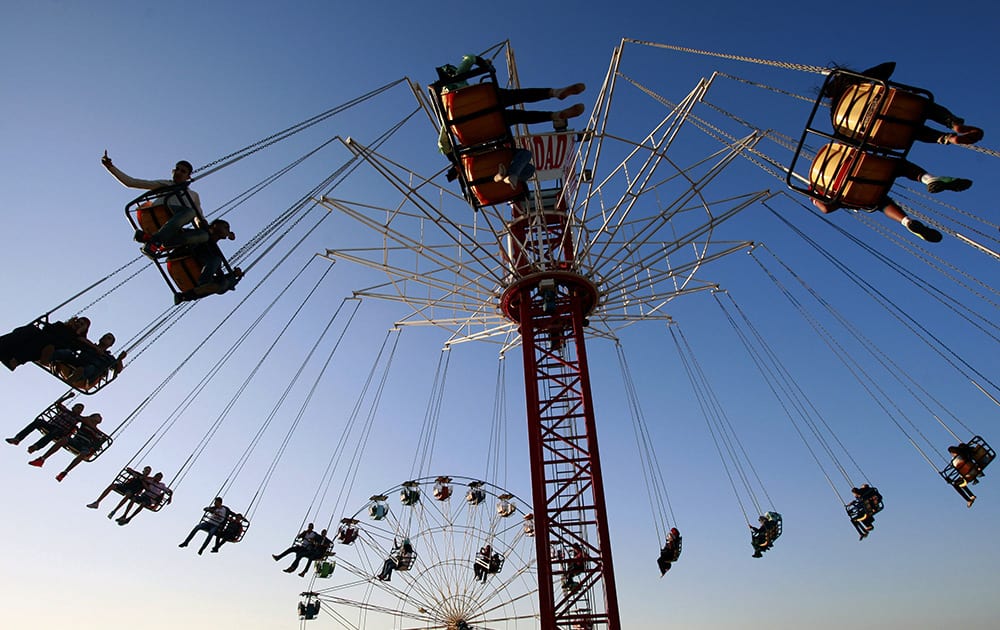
5 438 19 445
905 219 943 243
27 445 39 454
493 163 508 184
86 502 99 509
926 177 972 193
272 554 281 561
28 458 44 467
953 126 984 145
178 542 188 548
555 103 585 122
55 472 66 482
554 83 586 100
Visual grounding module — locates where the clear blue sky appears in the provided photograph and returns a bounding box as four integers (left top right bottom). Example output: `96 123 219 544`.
1 1 998 629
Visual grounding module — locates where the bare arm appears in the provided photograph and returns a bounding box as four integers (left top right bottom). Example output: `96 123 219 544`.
101 151 169 190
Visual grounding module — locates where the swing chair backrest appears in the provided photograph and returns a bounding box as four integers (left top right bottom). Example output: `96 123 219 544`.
65 425 112 462
166 254 203 293
29 317 118 394
764 512 782 540
126 185 198 237
461 147 527 207
809 143 896 209
832 81 928 150
110 467 146 498
217 514 250 543
969 436 995 470
304 538 332 560
442 83 507 147
35 403 78 435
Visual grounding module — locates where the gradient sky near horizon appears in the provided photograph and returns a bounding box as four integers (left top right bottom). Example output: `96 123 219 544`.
1 2 998 629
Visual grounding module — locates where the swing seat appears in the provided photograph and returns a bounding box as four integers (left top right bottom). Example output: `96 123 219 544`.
28 317 118 394
166 254 202 293
32 401 78 439
136 203 173 239
763 512 783 541
832 82 927 150
809 143 896 208
65 427 112 462
461 148 526 206
969 436 995 471
217 514 250 544
442 83 507 147
110 467 147 497
941 437 994 484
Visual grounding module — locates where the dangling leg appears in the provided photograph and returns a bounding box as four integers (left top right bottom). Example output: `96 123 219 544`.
895 160 972 193
922 102 983 145
881 198 942 243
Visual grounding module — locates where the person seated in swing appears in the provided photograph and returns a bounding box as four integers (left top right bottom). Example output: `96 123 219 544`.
115 471 171 525
848 484 882 539
0 316 90 372
810 150 971 243
822 62 984 146
295 528 332 576
28 412 104 482
87 465 152 513
102 152 207 256
210 512 246 552
657 527 682 576
274 524 327 576
749 513 780 558
171 219 244 304
6 400 84 452
51 332 126 388
179 497 232 554
437 55 587 138
492 148 536 190
947 443 981 506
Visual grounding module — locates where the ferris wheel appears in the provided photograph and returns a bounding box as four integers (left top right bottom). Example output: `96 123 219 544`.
309 476 537 629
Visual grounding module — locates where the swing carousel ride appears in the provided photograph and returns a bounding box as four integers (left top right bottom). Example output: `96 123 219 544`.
2 39 997 629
